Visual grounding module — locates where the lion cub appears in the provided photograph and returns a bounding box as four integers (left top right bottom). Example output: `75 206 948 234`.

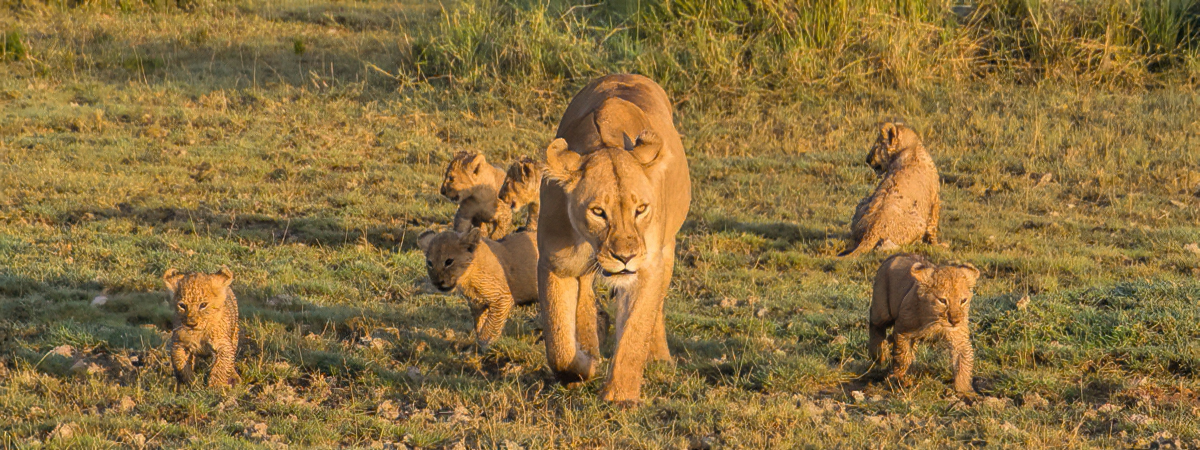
869 253 979 394
498 156 541 231
164 267 240 388
418 227 537 350
843 122 941 256
441 151 512 240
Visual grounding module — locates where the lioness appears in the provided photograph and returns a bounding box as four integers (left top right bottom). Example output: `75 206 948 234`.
164 267 240 389
843 122 941 256
869 253 979 394
498 156 542 231
418 228 538 350
539 74 690 403
441 151 512 240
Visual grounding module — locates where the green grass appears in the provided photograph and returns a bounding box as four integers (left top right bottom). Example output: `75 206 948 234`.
2 0 1200 447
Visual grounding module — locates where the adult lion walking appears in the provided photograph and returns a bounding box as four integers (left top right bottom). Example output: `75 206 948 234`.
538 74 691 403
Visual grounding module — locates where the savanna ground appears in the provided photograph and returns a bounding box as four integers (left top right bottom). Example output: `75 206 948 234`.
2 0 1200 447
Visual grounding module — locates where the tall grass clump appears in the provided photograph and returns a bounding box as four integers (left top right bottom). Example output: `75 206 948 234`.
400 0 1200 97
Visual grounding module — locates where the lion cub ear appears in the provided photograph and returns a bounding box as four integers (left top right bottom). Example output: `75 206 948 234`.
417 230 438 253
213 266 234 288
460 227 484 253
910 262 935 286
468 153 486 175
958 263 981 286
163 268 185 293
544 138 581 188
623 130 663 165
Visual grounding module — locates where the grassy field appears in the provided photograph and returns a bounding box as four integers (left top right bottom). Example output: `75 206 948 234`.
2 0 1200 447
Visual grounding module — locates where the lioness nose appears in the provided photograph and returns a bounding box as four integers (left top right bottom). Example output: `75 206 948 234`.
611 250 636 264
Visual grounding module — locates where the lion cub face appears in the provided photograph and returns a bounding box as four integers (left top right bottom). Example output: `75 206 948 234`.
867 122 923 175
441 152 492 202
164 267 233 328
498 157 541 209
910 262 980 327
418 229 482 292
544 135 661 284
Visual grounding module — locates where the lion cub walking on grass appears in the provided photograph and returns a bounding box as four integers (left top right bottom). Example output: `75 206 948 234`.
418 228 538 350
498 156 541 231
869 253 979 394
843 122 941 256
164 267 240 388
441 151 513 240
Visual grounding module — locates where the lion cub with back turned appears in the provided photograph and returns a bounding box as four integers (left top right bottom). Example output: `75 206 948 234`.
164 266 240 388
498 156 541 231
843 122 941 256
869 253 979 394
441 151 513 240
418 228 537 350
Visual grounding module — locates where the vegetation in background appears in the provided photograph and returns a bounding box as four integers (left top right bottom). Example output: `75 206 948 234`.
1 0 1199 447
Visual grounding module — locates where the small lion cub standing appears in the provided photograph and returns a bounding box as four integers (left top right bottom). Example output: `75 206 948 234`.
418 228 538 350
869 253 979 394
164 266 241 388
498 156 541 231
843 122 941 256
441 151 513 240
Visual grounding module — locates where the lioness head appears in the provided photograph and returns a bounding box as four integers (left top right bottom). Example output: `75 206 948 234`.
910 262 980 327
498 157 541 210
441 151 491 202
417 228 482 292
544 132 663 284
164 267 233 329
867 122 923 175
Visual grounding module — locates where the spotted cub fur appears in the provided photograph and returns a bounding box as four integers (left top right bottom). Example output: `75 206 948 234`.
441 151 512 240
164 267 240 388
869 253 979 394
418 228 537 350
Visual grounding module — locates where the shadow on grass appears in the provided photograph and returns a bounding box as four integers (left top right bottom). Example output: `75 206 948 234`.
59 204 430 251
690 217 832 246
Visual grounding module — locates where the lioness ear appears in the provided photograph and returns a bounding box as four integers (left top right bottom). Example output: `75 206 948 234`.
624 130 663 165
417 230 438 253
460 227 483 252
213 266 234 288
959 263 981 286
543 138 580 187
910 262 935 285
163 268 185 293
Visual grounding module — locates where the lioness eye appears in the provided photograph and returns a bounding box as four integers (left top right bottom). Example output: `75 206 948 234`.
444 259 454 267
590 207 605 218
635 204 648 216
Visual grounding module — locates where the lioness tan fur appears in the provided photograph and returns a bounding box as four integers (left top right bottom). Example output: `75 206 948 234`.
498 156 542 231
164 267 240 389
539 74 691 403
441 151 512 240
843 122 941 256
418 228 538 350
869 253 979 394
